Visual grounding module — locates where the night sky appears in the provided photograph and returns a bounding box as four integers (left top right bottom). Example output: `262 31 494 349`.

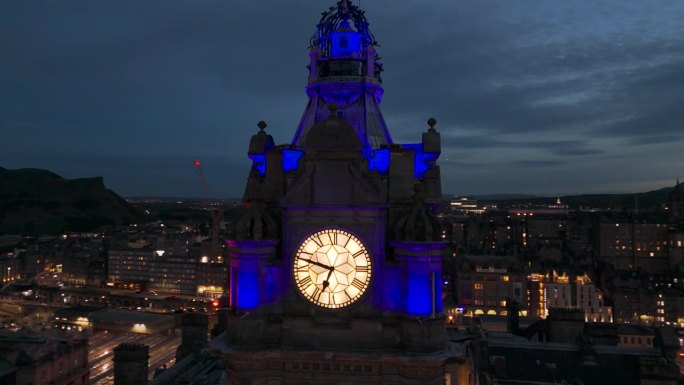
1 1 683 198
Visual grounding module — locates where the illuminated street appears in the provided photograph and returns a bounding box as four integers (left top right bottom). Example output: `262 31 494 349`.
88 331 180 384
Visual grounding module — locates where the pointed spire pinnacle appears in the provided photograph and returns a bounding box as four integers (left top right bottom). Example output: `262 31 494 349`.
427 117 437 133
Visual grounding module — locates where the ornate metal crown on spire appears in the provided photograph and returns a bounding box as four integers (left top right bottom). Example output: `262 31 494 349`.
310 0 378 57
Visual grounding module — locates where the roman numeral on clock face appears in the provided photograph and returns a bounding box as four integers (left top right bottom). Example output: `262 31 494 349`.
352 250 365 257
312 287 322 300
298 276 312 287
351 278 365 291
355 265 368 273
312 236 323 248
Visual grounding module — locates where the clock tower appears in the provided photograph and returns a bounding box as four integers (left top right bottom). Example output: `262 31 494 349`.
219 1 466 384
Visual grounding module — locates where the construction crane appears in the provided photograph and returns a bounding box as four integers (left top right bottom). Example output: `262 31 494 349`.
193 160 224 263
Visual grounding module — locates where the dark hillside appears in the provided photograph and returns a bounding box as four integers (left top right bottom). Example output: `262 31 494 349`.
0 167 143 235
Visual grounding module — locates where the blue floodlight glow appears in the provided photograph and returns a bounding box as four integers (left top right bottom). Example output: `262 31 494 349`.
402 144 427 178
423 151 439 164
368 148 390 174
282 149 304 173
402 144 440 178
378 268 403 312
248 153 266 176
331 31 362 58
229 266 238 308
265 266 281 302
237 270 258 309
407 272 431 315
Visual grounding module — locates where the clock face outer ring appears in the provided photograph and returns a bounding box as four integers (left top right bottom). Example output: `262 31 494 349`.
293 229 372 309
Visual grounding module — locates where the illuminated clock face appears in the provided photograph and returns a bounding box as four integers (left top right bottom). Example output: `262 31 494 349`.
294 229 371 309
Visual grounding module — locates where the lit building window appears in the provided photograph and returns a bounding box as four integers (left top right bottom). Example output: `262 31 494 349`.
474 283 483 290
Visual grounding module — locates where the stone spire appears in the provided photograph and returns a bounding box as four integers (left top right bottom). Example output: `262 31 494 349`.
291 0 391 150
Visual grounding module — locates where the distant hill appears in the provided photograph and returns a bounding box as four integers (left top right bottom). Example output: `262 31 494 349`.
0 167 144 235
482 186 675 211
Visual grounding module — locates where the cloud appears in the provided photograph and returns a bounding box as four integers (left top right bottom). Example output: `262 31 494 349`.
508 160 566 168
1 0 683 196
441 135 603 157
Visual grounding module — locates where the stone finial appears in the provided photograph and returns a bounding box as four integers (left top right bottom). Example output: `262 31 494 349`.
426 118 438 134
249 121 274 155
422 117 441 154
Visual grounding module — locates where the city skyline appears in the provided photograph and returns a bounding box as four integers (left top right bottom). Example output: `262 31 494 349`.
1 0 683 198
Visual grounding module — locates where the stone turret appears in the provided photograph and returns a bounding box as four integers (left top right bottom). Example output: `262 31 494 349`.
220 2 459 383
114 343 149 385
291 0 391 150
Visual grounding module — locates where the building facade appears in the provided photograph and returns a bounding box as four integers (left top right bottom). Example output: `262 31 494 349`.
0 330 89 385
108 235 226 297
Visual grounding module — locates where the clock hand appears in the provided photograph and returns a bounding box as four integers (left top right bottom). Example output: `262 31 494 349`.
324 268 334 285
299 257 334 270
320 269 335 293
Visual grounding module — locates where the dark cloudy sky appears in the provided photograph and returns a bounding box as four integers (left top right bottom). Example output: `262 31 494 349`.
1 1 683 198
